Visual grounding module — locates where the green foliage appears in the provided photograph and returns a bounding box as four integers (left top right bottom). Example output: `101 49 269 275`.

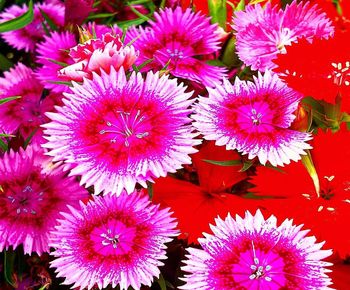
0 0 34 33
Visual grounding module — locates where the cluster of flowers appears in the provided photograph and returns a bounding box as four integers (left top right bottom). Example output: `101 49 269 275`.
0 0 349 289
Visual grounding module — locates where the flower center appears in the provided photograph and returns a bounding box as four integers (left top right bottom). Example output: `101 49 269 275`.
250 108 263 126
249 258 272 281
249 241 272 282
7 185 44 215
328 61 350 87
99 110 149 147
166 48 184 59
100 229 120 248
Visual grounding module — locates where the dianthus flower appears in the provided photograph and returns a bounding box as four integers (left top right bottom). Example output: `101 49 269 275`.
232 1 334 71
0 63 61 144
0 2 64 52
153 141 249 243
0 145 88 255
251 127 350 258
50 191 178 290
128 7 227 87
59 32 138 82
181 210 333 289
35 24 121 93
42 67 200 195
192 71 312 167
274 32 350 111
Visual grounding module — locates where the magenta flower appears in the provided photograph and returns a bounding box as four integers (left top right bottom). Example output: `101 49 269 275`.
181 210 333 290
192 71 312 167
36 31 77 94
0 63 62 144
232 1 334 71
59 32 138 82
0 145 88 255
128 7 227 87
35 24 120 93
0 2 64 52
50 191 178 290
42 67 200 195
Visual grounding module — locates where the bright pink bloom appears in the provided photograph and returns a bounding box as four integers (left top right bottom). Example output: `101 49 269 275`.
181 210 333 290
192 71 312 167
36 31 77 94
50 191 178 290
0 63 61 144
35 24 120 93
42 67 200 195
0 2 64 52
128 7 227 87
232 1 334 71
59 32 138 82
0 145 88 255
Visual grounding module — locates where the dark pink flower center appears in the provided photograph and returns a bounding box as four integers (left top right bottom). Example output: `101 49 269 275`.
6 184 45 216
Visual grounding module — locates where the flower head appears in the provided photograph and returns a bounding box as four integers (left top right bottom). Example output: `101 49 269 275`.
42 67 200 195
50 191 178 290
274 32 350 110
129 7 227 86
59 32 138 82
232 1 334 71
0 145 88 255
0 63 61 144
181 210 333 290
36 31 77 94
192 70 312 167
0 2 64 52
251 126 350 258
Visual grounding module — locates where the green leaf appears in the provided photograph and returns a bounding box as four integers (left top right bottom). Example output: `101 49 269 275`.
49 80 73 86
0 0 34 33
4 250 16 288
157 274 167 290
235 0 245 11
0 133 15 137
87 12 118 20
0 53 13 71
137 58 154 71
0 96 21 105
23 128 38 149
239 160 254 172
208 0 227 28
127 2 150 21
301 150 320 196
39 8 58 31
203 159 241 166
147 181 153 199
342 112 350 123
47 58 68 67
0 137 8 151
206 59 226 67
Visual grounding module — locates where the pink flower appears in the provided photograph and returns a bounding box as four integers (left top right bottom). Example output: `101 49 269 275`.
181 210 333 290
0 145 88 255
192 70 312 167
232 1 334 71
59 32 138 82
42 67 200 195
36 31 77 94
0 63 62 144
50 191 178 290
0 2 64 52
35 24 120 93
128 7 227 87
35 31 77 93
